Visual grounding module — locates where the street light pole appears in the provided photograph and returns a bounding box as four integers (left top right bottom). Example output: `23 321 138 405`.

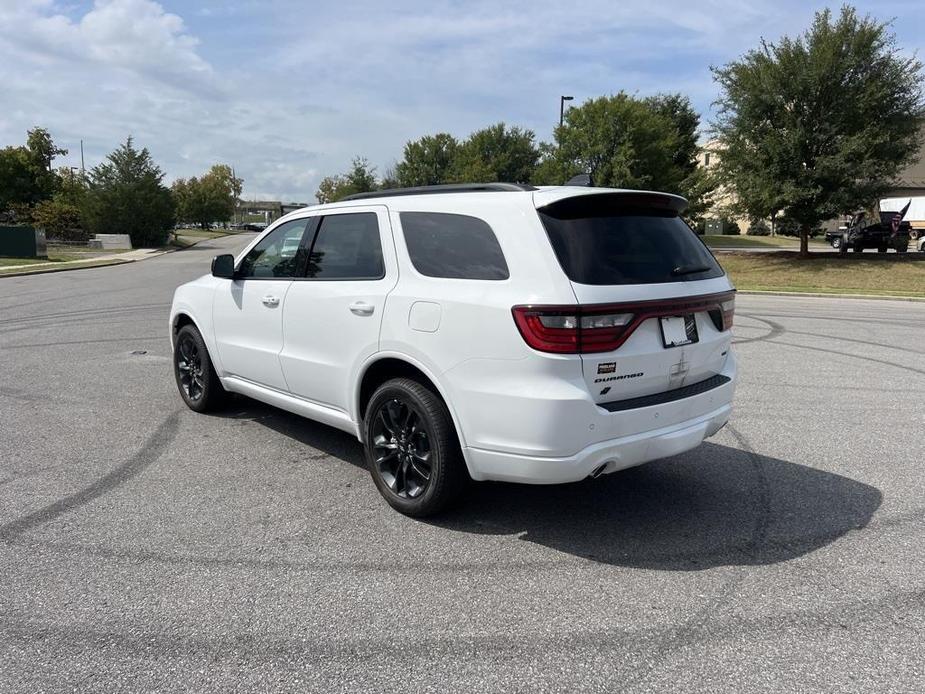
559 95 574 127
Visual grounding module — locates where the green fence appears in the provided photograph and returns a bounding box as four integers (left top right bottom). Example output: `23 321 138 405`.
0 225 47 258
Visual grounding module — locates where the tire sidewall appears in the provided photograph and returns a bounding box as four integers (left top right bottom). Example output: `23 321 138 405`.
364 380 456 516
173 325 217 413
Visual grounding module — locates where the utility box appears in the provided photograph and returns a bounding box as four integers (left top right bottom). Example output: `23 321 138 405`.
0 225 47 258
704 218 724 235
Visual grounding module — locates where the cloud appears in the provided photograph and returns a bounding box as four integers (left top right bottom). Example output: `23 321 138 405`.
1 0 922 201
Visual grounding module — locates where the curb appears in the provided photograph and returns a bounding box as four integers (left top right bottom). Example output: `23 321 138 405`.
737 289 925 302
0 241 205 279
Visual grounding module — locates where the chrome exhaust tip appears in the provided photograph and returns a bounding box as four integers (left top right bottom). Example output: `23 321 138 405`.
589 463 608 479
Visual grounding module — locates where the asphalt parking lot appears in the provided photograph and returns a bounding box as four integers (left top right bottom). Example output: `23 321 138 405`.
1 235 923 693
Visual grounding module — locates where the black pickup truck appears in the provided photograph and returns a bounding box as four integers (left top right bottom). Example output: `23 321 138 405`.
830 209 911 253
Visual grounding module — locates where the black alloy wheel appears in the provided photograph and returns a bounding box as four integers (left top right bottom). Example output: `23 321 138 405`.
176 333 205 403
364 378 468 517
173 324 225 412
371 397 433 499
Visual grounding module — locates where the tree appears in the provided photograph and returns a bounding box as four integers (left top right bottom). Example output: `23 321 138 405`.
534 93 703 203
394 134 459 187
31 167 89 241
315 157 378 203
81 137 175 247
449 123 539 183
172 164 242 228
712 6 925 255
0 126 67 215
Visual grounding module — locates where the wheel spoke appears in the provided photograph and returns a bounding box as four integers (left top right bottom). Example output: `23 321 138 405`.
370 395 435 501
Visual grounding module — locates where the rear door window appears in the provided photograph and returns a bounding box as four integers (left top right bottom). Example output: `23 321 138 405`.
307 212 384 280
400 212 509 280
538 194 724 285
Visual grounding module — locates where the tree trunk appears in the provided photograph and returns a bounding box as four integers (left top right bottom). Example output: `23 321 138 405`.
799 226 810 257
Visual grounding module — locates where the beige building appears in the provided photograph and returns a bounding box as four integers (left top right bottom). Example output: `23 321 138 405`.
698 128 925 234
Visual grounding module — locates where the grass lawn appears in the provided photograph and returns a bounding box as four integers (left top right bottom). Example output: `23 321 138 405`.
719 252 925 297
0 257 129 275
701 234 827 249
174 228 236 239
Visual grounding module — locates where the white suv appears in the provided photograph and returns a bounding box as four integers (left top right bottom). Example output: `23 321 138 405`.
170 183 736 516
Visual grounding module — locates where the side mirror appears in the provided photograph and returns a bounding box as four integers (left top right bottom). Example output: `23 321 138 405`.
211 254 235 279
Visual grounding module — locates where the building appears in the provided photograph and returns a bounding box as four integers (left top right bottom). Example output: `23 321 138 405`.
234 200 310 225
698 127 925 234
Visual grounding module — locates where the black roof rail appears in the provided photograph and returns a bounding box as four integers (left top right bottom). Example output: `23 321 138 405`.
340 182 537 202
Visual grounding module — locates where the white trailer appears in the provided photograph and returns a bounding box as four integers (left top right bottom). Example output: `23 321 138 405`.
881 196 925 239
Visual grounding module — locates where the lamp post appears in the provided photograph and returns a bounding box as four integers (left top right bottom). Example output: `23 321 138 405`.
559 95 574 126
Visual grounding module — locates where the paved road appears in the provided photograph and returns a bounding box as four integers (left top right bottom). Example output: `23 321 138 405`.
1 236 923 693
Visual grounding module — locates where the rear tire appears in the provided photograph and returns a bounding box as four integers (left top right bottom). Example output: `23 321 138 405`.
173 324 226 412
364 378 468 517
831 237 841 249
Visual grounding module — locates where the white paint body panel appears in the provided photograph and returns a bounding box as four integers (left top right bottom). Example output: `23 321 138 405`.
169 187 737 485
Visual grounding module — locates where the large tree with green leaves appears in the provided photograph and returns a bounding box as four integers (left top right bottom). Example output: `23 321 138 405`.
81 137 175 247
712 6 925 254
449 123 539 183
315 157 379 203
0 127 67 216
393 134 459 187
172 164 243 228
534 92 709 215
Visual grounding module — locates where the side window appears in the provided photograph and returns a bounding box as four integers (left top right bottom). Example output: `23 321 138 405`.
400 212 509 280
237 218 311 279
308 212 384 280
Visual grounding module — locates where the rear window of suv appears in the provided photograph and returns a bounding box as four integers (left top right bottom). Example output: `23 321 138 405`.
538 194 724 285
400 212 509 280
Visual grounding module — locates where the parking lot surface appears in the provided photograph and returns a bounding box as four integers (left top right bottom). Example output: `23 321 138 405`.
1 235 923 692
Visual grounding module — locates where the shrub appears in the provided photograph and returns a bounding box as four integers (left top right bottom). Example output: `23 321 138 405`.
746 218 771 236
32 198 88 242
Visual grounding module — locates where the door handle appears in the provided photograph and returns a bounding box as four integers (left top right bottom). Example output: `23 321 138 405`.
349 301 375 316
261 295 280 307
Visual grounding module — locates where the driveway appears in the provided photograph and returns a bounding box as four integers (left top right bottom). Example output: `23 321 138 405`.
1 236 922 692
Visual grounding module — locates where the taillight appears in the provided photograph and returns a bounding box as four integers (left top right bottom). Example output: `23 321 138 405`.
512 291 735 354
512 306 634 354
721 297 735 329
512 308 580 353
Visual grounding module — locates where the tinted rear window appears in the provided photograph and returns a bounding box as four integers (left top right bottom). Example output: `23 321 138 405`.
400 212 509 280
538 196 724 285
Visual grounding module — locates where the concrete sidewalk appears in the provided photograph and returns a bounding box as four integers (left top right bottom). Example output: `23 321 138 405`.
0 247 173 276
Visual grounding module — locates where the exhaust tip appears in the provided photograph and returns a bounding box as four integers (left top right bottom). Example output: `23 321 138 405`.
589 463 609 479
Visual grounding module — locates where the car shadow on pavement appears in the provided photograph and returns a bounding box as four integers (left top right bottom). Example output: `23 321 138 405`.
212 399 881 571
432 441 882 570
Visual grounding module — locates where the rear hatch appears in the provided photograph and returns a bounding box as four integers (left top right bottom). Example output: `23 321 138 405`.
534 190 734 406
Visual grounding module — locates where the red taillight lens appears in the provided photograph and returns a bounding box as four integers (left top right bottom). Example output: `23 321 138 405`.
721 297 735 330
512 291 735 354
511 306 634 354
512 308 580 353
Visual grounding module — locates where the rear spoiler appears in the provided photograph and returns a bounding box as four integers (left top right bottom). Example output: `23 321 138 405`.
533 187 688 216
533 186 687 215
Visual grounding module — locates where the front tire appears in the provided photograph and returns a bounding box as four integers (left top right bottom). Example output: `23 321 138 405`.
364 378 468 517
173 324 226 412
831 237 841 249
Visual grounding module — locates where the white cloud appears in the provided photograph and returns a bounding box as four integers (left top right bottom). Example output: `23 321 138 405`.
1 0 922 201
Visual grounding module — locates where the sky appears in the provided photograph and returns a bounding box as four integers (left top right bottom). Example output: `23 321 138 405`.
1 0 922 202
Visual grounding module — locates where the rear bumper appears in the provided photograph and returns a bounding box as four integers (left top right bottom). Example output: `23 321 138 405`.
465 402 731 484
448 351 736 483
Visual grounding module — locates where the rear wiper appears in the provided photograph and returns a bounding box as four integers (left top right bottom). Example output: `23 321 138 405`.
671 264 711 276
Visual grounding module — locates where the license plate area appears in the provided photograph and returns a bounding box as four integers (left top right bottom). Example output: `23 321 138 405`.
660 314 698 348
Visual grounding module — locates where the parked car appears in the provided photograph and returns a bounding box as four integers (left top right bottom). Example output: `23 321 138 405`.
169 183 737 516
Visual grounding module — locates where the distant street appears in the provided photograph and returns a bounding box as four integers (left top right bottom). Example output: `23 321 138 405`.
1 237 923 692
